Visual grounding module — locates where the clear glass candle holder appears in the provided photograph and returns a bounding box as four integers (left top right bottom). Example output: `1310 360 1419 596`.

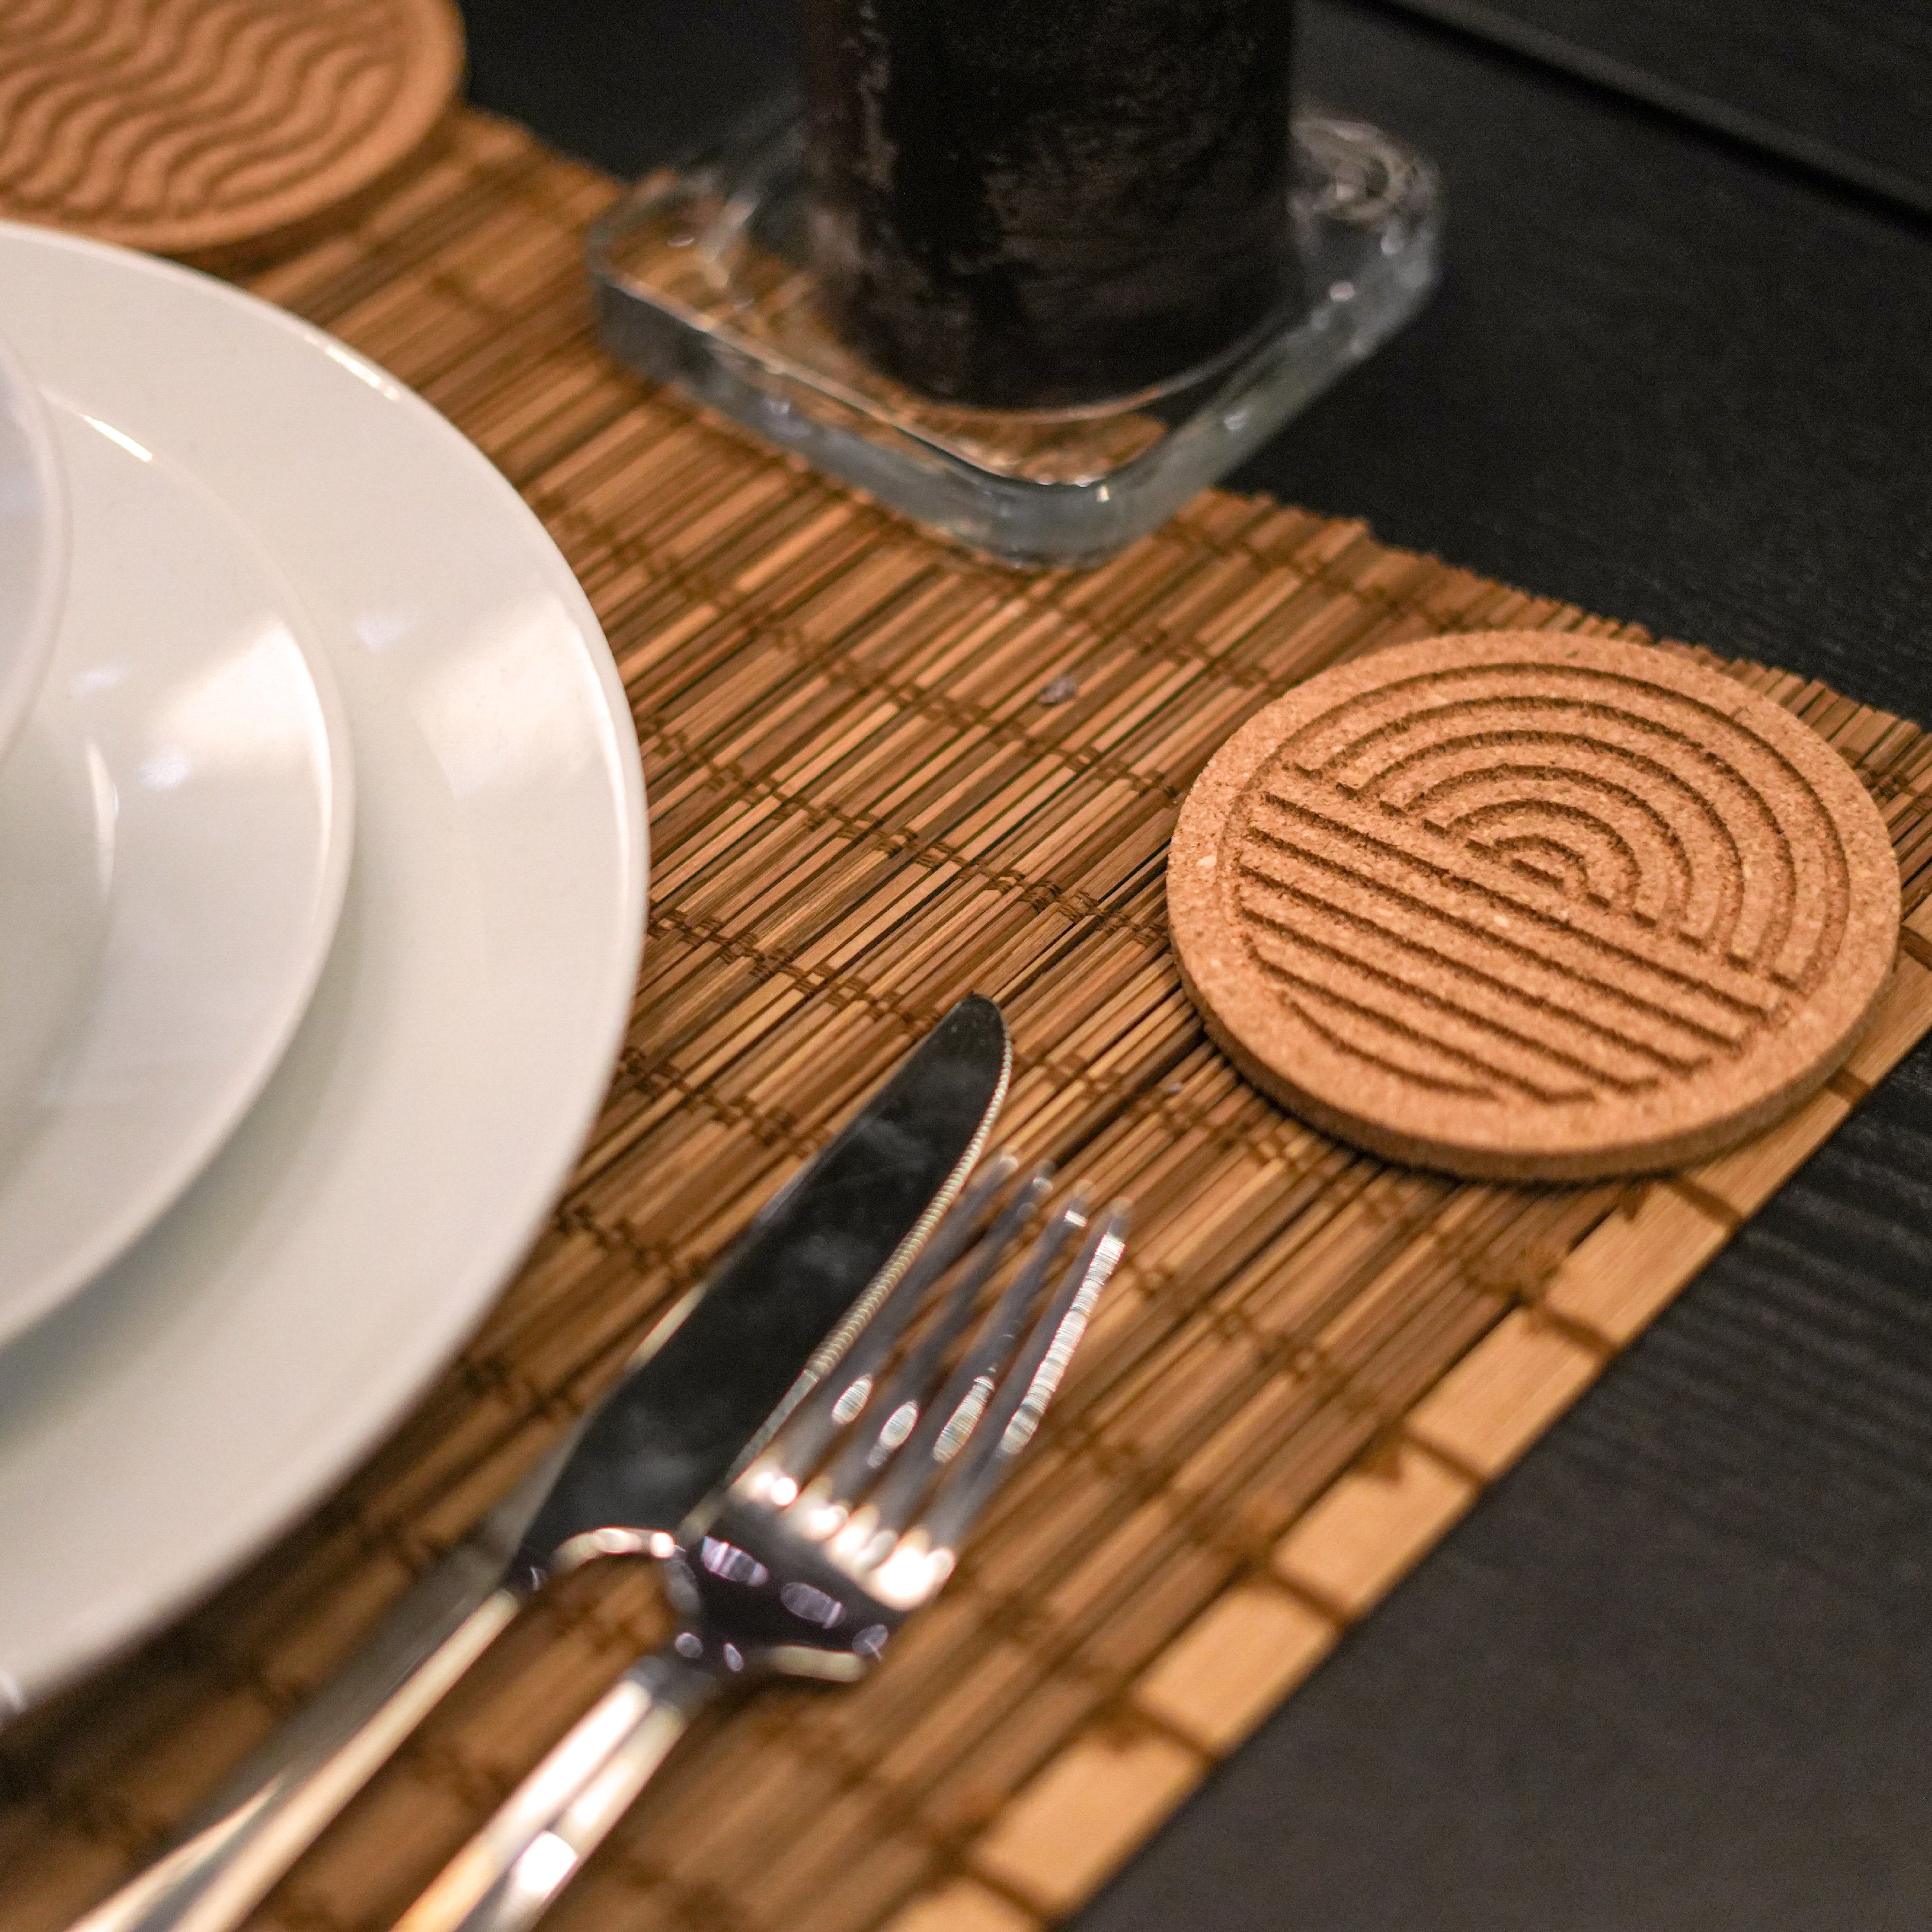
589 102 1441 567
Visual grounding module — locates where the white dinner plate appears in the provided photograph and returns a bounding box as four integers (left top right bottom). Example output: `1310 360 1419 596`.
0 393 352 1345
0 222 647 1709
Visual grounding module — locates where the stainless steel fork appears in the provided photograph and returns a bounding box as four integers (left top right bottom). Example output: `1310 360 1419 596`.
395 1171 1129 1932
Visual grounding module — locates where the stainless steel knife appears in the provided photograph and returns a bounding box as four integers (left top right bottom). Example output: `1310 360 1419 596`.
72 994 1011 1932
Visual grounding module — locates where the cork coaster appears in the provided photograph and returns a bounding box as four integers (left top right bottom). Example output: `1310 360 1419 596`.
1168 630 1901 1180
0 0 463 265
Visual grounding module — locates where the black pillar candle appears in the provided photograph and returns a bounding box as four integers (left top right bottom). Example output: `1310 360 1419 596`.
802 0 1299 410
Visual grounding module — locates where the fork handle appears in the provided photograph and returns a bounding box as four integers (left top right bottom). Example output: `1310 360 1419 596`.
394 1648 717 1932
69 1586 524 1932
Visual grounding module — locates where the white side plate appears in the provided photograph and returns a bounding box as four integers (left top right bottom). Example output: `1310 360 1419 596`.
0 223 647 1708
0 395 352 1344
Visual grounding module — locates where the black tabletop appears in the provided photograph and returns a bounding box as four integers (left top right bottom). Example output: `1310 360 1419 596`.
459 5 1932 1924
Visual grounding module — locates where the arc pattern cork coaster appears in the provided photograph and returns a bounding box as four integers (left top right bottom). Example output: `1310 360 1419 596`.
0 0 462 265
1169 631 1900 1180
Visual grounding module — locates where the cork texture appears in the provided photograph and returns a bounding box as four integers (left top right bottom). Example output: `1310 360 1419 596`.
3 112 1932 1932
0 0 463 264
1168 630 1902 1179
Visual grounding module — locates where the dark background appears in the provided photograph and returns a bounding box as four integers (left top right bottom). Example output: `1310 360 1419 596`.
459 4 1932 1924
1383 0 1932 215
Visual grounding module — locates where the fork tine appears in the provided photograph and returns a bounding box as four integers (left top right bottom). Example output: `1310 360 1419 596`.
754 1151 1024 1488
916 1201 1128 1556
852 1194 1089 1540
815 1162 1054 1501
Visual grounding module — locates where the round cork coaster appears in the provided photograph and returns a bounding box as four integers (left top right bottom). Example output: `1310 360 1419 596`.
0 0 463 265
1168 631 1900 1181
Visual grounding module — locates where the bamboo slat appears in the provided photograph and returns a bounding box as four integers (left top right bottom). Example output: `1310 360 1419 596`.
4 110 1931 1932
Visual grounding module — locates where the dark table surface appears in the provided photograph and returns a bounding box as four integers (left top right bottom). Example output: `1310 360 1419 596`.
459 4 1932 1924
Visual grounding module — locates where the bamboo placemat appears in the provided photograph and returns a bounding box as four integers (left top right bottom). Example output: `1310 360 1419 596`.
7 109 1932 1932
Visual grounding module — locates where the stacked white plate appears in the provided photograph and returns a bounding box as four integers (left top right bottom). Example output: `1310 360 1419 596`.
0 224 647 1714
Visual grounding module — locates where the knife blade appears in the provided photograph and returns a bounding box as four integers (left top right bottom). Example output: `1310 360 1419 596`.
73 994 1010 1932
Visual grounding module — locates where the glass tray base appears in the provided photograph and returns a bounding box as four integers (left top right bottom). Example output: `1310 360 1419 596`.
589 106 1441 567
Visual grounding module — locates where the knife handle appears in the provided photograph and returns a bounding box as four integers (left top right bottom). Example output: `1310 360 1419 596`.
394 1648 716 1932
68 1584 525 1932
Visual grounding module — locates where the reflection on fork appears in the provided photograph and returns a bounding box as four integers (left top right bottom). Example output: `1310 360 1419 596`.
396 1154 1130 1932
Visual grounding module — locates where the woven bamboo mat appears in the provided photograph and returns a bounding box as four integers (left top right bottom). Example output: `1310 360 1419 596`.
8 109 1932 1932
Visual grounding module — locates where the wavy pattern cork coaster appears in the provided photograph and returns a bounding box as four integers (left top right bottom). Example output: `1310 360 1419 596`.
0 0 463 265
1169 631 1900 1179
7 113 1932 1932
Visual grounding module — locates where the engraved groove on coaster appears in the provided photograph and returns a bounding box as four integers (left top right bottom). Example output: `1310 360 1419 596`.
1168 632 1902 1180
0 0 463 263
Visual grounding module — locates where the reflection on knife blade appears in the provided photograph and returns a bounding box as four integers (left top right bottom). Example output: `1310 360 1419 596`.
72 995 1010 1932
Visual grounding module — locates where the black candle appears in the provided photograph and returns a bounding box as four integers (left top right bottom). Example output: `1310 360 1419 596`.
801 0 1299 410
